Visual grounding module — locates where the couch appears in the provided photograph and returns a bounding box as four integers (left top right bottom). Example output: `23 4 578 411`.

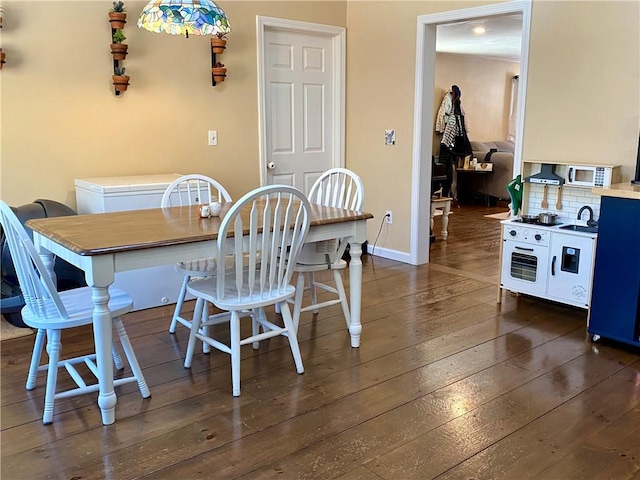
468 140 515 201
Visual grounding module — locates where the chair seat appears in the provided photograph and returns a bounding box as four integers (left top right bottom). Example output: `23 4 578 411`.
294 258 348 272
21 287 133 330
187 275 296 312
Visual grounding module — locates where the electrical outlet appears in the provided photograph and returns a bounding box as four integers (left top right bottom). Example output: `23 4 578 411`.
385 210 393 224
208 130 218 146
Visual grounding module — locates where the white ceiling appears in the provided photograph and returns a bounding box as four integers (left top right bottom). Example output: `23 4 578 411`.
436 13 523 62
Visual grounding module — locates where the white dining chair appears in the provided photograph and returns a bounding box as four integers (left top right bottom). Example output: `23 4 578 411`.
291 168 364 330
183 185 311 396
0 201 150 424
161 174 232 341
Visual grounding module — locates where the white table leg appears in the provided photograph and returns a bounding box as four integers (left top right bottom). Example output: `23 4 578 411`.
441 200 451 240
35 237 118 425
84 257 117 425
348 240 363 347
430 203 436 233
91 285 116 425
38 251 57 287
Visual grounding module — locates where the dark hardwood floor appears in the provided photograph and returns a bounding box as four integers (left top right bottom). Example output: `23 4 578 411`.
2 204 639 479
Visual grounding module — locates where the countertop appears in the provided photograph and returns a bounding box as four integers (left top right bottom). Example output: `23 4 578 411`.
592 182 640 200
501 218 598 238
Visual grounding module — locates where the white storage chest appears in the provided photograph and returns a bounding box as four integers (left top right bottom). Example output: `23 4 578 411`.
74 174 192 311
75 174 186 213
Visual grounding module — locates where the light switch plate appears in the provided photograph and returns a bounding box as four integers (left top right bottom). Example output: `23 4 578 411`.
208 130 218 146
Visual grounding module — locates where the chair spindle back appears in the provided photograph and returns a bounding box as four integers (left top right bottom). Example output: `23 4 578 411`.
161 174 232 207
308 168 364 211
0 201 68 321
216 186 311 302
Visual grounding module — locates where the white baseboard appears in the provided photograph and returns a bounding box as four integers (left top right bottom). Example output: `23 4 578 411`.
366 244 412 264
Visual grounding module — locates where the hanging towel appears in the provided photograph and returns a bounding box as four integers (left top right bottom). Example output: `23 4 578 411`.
435 92 452 133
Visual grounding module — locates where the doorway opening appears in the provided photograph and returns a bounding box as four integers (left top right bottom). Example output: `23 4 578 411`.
410 1 532 266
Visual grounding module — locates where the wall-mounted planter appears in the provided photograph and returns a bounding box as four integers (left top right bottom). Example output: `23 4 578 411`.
210 38 228 86
109 1 127 29
110 43 128 60
109 12 126 29
113 73 130 92
109 7 128 96
211 63 227 83
211 37 227 54
0 8 5 70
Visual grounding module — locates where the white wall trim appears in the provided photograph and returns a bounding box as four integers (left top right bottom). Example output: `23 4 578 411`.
408 0 532 266
368 245 413 264
256 16 346 186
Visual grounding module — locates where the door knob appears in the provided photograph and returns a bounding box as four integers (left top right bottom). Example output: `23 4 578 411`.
267 161 276 170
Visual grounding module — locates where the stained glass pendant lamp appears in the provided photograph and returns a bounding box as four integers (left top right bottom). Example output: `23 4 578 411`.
138 0 231 85
138 0 230 37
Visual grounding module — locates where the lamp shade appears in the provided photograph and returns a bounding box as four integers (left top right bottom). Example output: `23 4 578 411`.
137 0 231 37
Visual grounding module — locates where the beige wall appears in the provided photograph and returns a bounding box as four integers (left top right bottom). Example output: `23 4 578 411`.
524 1 639 171
434 53 520 148
2 1 639 260
345 0 639 255
345 0 498 253
0 1 347 207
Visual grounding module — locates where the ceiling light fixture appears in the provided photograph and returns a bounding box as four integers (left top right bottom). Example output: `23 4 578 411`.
473 26 486 35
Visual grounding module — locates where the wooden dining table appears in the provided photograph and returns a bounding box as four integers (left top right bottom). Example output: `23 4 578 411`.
27 202 373 425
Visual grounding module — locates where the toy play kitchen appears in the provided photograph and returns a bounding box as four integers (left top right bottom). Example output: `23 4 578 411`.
498 161 603 309
499 214 597 309
500 150 640 349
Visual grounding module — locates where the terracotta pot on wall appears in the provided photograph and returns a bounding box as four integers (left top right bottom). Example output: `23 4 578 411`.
109 12 127 29
110 43 128 60
211 66 227 83
113 74 130 91
211 37 227 54
0 49 5 69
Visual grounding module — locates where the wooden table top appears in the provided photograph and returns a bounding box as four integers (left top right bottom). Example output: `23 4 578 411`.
27 203 374 256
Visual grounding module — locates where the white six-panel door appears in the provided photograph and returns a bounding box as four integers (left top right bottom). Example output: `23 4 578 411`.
257 17 345 195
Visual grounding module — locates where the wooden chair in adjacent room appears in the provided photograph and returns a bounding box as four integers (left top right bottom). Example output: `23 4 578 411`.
0 201 150 424
182 185 311 396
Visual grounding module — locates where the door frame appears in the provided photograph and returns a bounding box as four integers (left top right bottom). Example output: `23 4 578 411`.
256 16 346 187
410 1 532 265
